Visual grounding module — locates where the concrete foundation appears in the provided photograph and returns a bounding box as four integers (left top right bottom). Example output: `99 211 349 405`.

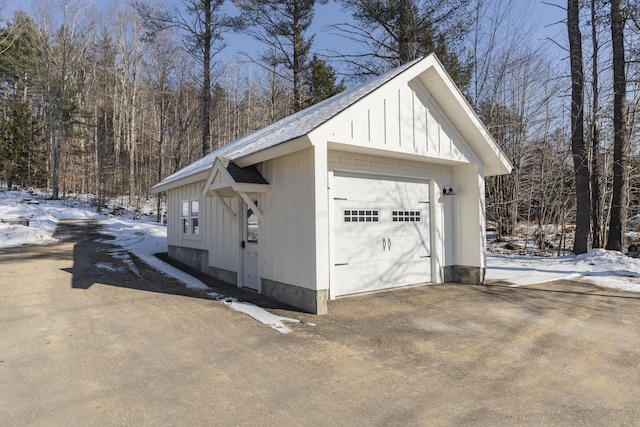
168 245 237 285
167 245 326 314
443 265 485 285
262 278 328 315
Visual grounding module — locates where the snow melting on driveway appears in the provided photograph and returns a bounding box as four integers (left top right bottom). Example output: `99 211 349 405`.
0 189 301 334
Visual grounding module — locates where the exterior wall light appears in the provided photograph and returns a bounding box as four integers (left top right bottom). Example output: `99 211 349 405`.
442 185 456 196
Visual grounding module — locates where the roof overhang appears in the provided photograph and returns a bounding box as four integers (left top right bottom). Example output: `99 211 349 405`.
232 135 312 168
414 57 512 176
327 140 474 169
202 157 270 196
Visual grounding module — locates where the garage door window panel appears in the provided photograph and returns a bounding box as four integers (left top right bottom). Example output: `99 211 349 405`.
344 209 379 223
392 210 421 222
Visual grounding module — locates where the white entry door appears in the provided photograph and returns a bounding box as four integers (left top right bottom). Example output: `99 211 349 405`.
331 173 431 297
242 200 261 291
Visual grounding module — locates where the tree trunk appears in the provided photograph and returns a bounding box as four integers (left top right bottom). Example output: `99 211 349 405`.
292 0 302 112
590 0 601 248
567 0 590 254
53 31 68 200
397 0 414 64
606 0 628 252
202 0 212 155
157 82 166 223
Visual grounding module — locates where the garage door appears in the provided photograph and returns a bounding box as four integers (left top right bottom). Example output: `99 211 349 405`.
331 173 431 297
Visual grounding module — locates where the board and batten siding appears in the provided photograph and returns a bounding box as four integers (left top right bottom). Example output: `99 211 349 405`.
167 181 205 249
329 79 478 165
167 179 239 274
206 192 239 273
260 148 316 290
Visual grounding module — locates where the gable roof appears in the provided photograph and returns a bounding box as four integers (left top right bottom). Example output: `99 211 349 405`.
152 54 511 193
152 58 422 192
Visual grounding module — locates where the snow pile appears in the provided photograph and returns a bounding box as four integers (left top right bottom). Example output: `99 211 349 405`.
0 217 57 246
100 217 169 260
0 192 101 247
487 249 640 292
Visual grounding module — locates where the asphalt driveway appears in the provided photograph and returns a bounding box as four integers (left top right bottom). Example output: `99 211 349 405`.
2 221 640 426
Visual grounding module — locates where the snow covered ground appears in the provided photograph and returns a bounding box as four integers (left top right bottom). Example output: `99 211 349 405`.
0 189 301 334
2 188 640 328
486 227 640 292
487 250 640 292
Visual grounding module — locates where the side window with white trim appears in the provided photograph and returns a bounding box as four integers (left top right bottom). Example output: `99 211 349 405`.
181 201 189 233
181 198 200 236
191 200 199 234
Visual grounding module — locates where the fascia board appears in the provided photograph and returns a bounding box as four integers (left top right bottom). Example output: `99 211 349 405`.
232 136 312 167
417 60 513 176
151 170 210 193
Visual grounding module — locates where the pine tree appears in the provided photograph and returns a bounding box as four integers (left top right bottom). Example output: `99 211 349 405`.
304 55 345 108
333 0 472 87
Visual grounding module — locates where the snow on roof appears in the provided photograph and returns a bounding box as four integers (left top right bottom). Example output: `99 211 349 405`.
153 58 423 191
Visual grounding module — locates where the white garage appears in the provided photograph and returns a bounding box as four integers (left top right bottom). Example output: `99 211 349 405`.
152 54 512 314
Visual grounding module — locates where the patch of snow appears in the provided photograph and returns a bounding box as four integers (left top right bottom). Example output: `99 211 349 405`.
0 222 55 247
136 251 210 291
226 300 300 334
109 249 141 279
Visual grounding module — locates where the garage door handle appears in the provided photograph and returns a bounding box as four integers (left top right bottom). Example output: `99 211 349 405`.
387 238 391 250
382 238 386 250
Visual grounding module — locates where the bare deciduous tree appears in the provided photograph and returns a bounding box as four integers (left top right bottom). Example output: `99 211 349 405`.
136 0 228 155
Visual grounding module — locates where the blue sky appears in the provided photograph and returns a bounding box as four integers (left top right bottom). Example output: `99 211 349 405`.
3 0 568 68
222 1 568 61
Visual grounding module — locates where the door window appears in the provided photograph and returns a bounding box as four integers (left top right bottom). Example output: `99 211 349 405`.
247 202 258 243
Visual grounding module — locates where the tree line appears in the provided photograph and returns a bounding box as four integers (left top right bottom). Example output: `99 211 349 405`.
0 0 638 253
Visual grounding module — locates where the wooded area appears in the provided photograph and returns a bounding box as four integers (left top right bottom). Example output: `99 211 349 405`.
0 0 639 254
